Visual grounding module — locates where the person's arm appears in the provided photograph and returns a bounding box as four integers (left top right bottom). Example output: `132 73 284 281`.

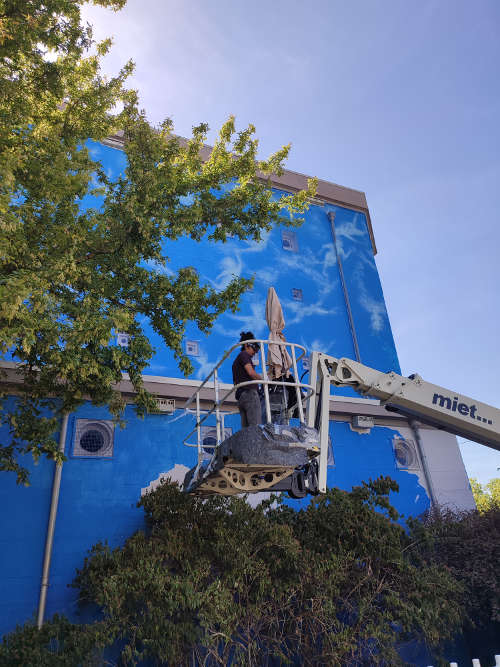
244 363 261 381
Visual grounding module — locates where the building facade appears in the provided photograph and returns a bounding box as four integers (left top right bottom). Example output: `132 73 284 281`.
0 137 474 636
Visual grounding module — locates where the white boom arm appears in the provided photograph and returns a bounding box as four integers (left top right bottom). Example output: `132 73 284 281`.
307 352 500 493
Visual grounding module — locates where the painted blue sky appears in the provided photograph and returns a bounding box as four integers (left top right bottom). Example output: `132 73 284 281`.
81 0 500 484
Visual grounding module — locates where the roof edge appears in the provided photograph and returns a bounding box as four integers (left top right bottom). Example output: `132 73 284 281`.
100 132 377 255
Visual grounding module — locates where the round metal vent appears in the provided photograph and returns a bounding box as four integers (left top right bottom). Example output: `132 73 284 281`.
80 429 105 453
73 419 114 458
200 426 232 456
202 434 217 454
393 438 419 470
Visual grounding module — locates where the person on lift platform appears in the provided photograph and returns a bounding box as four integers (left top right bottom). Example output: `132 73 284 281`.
232 331 262 428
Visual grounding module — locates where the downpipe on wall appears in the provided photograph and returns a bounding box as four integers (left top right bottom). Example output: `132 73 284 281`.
408 418 437 508
37 412 69 629
327 211 361 363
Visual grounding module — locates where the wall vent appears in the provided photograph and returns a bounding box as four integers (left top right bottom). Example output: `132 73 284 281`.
352 415 374 430
73 419 115 458
185 340 199 356
200 426 233 454
281 230 298 252
116 332 130 347
393 437 420 470
148 398 175 414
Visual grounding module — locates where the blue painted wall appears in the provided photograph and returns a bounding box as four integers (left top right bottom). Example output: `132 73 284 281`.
81 140 400 384
0 398 200 634
326 422 429 519
0 140 427 637
0 399 427 636
143 194 401 384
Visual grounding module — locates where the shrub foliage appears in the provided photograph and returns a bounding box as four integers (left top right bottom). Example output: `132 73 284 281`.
1 478 467 666
408 504 500 628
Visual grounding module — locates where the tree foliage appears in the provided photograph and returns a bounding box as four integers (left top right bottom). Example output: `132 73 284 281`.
406 502 500 666
408 504 500 629
1 479 465 665
469 477 500 512
0 0 316 483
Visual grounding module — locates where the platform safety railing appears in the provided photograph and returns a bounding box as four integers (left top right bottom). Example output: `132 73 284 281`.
183 339 315 468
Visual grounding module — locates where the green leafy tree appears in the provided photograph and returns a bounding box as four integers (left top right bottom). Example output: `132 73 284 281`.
408 503 500 666
0 0 316 484
0 479 465 665
409 504 500 625
470 477 500 512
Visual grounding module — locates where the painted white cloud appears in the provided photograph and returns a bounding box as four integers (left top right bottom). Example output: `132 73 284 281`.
358 292 387 333
245 492 273 508
332 236 353 262
322 242 338 269
202 229 273 290
302 337 336 355
270 242 341 326
213 300 267 340
254 267 280 286
333 215 369 262
349 251 389 335
283 300 337 326
275 244 338 301
141 464 190 496
208 254 243 290
144 259 175 276
335 216 366 243
200 224 345 348
88 144 103 159
193 347 222 380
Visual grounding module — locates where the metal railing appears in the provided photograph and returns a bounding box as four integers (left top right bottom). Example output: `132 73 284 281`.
428 655 500 667
183 339 315 468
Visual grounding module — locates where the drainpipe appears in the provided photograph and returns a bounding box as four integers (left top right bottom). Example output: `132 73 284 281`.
327 211 361 362
37 412 69 629
408 418 438 508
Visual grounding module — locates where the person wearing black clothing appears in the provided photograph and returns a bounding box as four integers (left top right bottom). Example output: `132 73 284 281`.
232 331 262 427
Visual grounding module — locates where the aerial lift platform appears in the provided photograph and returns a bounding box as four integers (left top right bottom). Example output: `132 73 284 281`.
183 340 500 498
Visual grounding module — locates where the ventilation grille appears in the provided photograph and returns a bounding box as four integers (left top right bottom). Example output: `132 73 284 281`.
200 426 233 454
393 437 420 470
281 230 298 252
185 340 199 356
73 419 115 458
148 398 175 414
116 332 130 347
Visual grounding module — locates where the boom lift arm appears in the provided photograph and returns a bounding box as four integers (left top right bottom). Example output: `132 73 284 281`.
307 352 500 494
183 341 500 498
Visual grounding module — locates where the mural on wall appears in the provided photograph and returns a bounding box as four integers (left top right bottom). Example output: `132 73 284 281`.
0 139 435 637
82 141 400 386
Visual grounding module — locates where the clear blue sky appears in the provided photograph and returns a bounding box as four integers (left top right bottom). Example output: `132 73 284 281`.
82 0 500 485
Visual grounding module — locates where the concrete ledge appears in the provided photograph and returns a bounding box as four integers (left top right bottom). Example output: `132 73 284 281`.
1 362 411 426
